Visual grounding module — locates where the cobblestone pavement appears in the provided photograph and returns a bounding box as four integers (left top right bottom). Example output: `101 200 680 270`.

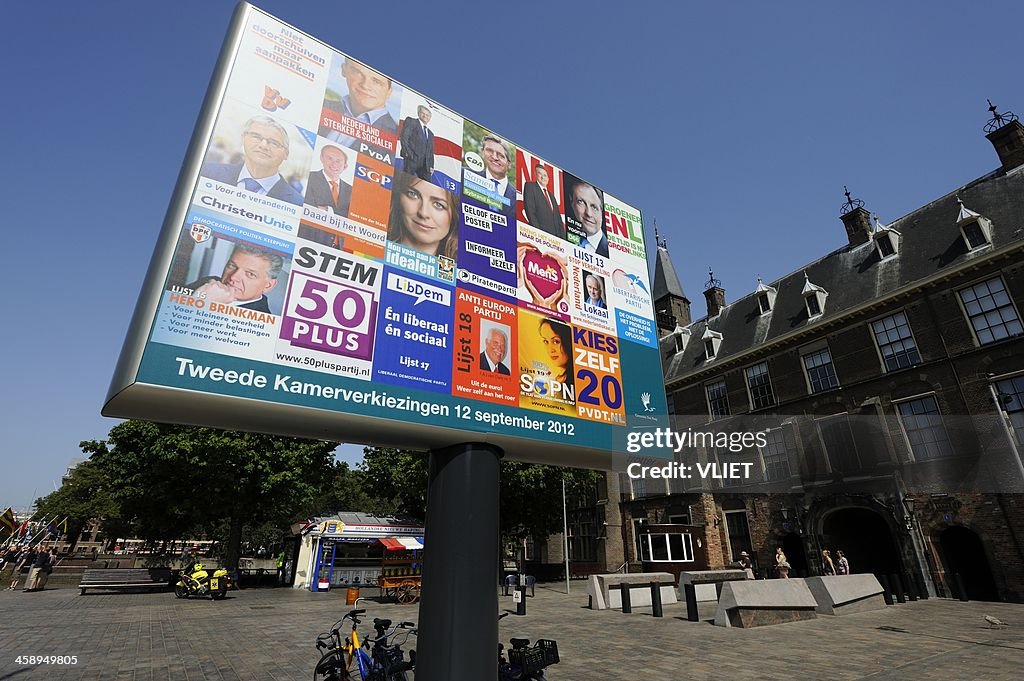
0 581 1022 680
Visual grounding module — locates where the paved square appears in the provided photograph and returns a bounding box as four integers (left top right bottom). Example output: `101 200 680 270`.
0 580 1021 679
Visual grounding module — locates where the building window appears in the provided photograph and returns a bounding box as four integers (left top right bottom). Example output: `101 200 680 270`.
962 221 989 249
638 532 695 563
631 475 647 499
758 293 771 314
877 233 895 258
806 295 821 317
568 507 597 562
705 379 730 419
632 519 646 562
958 277 1023 345
994 376 1024 447
704 339 715 359
760 429 792 481
745 361 776 410
668 513 691 524
896 396 954 461
871 312 921 371
802 347 840 393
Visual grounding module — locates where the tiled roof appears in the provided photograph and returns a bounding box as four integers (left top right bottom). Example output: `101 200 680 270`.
664 166 1024 386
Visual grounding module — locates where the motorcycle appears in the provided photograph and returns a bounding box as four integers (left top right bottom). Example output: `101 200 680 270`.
175 562 232 600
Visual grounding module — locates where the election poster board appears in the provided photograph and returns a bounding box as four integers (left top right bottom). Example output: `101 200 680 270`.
104 3 669 468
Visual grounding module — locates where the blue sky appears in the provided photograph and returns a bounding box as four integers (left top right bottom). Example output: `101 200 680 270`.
3 1 1021 509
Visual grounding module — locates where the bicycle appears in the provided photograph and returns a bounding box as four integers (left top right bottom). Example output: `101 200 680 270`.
313 608 416 681
497 612 559 680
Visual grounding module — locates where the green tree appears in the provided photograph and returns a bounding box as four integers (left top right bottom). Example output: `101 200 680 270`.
33 459 123 551
84 420 337 569
359 447 598 540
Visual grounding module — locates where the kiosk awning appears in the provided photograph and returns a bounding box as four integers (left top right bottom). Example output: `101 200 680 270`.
379 537 424 551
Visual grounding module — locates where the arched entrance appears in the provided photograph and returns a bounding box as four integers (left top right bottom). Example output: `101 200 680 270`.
821 507 901 577
938 526 999 601
781 533 808 577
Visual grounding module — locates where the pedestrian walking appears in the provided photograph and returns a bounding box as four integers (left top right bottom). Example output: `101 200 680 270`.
10 546 35 591
775 547 791 578
837 549 850 575
25 545 53 591
28 548 58 591
822 549 836 575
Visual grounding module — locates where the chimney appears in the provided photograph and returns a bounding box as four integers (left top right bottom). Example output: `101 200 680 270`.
839 186 871 247
985 100 1024 173
703 267 725 318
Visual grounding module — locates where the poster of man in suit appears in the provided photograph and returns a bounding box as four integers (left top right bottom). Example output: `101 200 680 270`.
199 104 311 207
319 55 403 163
519 154 564 240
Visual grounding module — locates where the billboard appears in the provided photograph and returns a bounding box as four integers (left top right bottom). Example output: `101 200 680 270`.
104 3 669 468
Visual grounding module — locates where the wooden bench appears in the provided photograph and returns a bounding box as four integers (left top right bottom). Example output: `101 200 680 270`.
78 568 173 595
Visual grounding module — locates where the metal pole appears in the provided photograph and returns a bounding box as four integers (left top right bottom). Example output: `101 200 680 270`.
416 442 502 681
562 477 570 595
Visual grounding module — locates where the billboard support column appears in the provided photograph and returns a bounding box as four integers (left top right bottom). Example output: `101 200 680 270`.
416 442 502 681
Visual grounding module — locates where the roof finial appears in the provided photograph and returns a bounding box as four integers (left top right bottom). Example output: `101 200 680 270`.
985 99 1018 133
841 185 865 215
705 266 721 291
654 217 668 249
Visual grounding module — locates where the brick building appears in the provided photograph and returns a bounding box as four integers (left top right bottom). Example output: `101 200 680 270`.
615 104 1024 602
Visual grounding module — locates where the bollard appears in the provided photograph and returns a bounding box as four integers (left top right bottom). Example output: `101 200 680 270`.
954 573 969 602
516 585 527 616
890 574 906 603
878 574 894 605
684 583 699 621
620 583 632 613
915 573 929 600
903 574 918 601
650 581 663 618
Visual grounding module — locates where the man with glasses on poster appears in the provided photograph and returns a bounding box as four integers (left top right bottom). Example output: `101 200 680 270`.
200 116 303 206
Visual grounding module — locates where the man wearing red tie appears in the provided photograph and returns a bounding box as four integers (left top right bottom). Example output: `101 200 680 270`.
304 145 353 216
399 105 436 181
523 164 564 239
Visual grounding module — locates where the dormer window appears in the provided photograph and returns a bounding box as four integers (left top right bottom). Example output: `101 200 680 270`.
872 215 901 260
673 326 690 354
801 273 828 320
702 328 723 360
956 197 992 251
755 277 777 315
877 234 895 257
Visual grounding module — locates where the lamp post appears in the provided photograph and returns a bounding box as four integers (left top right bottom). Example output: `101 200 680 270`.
901 496 916 532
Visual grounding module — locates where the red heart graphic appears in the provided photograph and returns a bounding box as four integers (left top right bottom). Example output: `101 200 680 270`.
523 250 563 300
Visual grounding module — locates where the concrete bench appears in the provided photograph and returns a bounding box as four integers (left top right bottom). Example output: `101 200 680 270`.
678 569 750 603
805 574 886 615
713 578 818 628
587 572 676 610
79 568 173 595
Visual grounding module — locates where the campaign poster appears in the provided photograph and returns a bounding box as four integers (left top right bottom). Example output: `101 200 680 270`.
373 267 454 394
383 170 459 285
461 120 516 218
318 54 403 165
222 13 334 129
516 150 565 242
151 209 293 359
603 192 647 265
451 289 518 407
198 101 314 215
348 154 394 231
302 139 356 218
608 263 657 348
562 172 608 258
569 256 614 333
516 224 570 322
396 92 464 196
571 324 626 426
619 335 669 421
517 310 576 418
276 240 383 380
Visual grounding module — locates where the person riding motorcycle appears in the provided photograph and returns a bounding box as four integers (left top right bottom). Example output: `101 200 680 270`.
175 561 232 599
